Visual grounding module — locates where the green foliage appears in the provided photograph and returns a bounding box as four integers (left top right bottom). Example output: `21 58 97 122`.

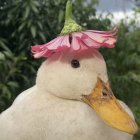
0 0 139 139
0 44 37 111
102 20 140 106
101 15 140 140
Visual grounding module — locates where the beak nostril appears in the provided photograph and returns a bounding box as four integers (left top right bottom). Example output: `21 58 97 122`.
102 88 108 96
103 92 107 96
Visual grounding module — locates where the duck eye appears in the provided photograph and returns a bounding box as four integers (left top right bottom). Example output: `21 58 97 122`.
71 59 80 68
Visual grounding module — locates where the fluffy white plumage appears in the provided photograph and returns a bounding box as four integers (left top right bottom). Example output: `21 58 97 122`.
0 49 134 140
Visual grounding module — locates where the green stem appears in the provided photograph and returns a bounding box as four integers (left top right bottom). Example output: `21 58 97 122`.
65 0 73 21
60 0 84 35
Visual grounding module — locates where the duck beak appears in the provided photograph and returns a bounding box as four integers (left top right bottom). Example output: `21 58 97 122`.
81 78 138 135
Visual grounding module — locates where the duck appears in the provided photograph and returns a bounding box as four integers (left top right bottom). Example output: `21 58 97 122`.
0 0 138 139
0 49 138 140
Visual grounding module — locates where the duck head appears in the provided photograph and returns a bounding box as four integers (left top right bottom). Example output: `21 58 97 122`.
36 49 138 135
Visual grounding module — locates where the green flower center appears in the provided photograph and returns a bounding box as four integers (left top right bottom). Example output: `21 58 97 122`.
60 0 84 35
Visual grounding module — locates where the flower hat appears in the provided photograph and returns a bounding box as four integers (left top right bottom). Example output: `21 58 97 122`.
32 0 117 58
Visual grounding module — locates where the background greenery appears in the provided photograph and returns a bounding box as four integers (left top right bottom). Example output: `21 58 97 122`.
0 0 139 139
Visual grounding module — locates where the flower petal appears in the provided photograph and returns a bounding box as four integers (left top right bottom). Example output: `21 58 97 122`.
33 49 48 58
71 34 81 50
82 29 117 48
47 36 64 50
76 37 88 50
31 28 117 58
104 37 116 45
83 31 107 43
32 45 42 52
60 35 70 48
56 35 70 52
81 33 101 48
87 27 118 36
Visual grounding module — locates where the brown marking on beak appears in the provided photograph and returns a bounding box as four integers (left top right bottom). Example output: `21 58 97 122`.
82 78 138 134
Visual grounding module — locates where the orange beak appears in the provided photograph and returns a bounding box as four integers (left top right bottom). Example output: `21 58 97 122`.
82 78 138 135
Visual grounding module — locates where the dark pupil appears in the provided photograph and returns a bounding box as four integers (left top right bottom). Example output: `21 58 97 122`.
71 59 80 68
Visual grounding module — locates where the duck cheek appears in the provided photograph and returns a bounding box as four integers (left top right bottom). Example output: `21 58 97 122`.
72 72 97 98
59 72 97 100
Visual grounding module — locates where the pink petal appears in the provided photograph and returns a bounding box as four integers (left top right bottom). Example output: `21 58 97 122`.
39 38 58 49
32 45 42 52
83 31 107 43
102 43 115 48
56 35 70 52
73 32 83 38
104 37 116 45
71 34 81 50
33 49 48 58
31 28 117 59
60 35 70 48
31 37 59 53
44 50 54 57
47 36 64 50
87 27 118 36
81 33 101 48
83 30 117 48
76 37 88 50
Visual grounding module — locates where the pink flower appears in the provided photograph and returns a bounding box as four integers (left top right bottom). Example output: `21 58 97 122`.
31 0 118 59
32 27 117 58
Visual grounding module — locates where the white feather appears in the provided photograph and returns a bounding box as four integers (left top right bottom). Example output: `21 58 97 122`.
0 50 134 140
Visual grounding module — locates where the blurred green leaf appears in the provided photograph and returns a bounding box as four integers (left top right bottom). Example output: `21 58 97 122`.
24 6 30 19
31 26 36 38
